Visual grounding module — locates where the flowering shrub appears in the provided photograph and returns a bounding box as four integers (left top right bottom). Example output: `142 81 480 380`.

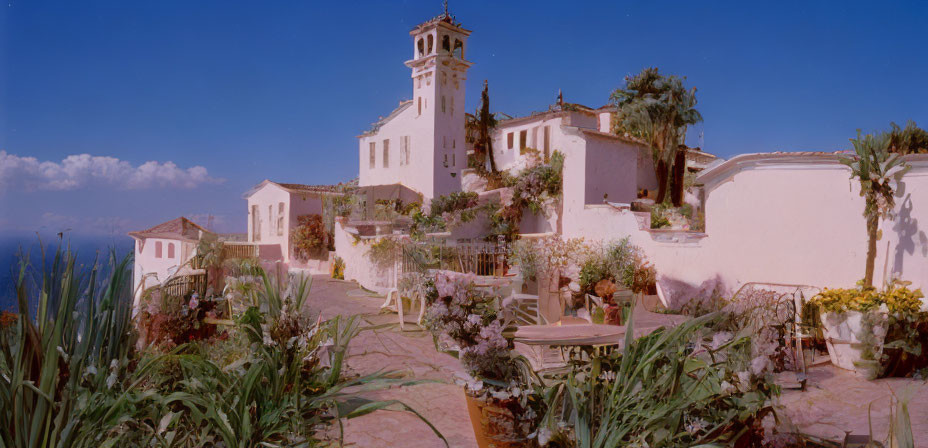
410 192 481 237
810 280 928 377
578 238 640 296
812 282 925 314
424 272 514 381
366 236 400 271
506 150 564 215
422 271 538 440
508 239 540 281
534 312 778 447
292 214 329 261
331 255 345 279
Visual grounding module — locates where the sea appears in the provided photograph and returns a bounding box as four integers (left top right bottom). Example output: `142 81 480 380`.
0 233 134 312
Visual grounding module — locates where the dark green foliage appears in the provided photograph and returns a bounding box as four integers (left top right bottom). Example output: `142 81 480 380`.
610 67 702 205
889 120 928 154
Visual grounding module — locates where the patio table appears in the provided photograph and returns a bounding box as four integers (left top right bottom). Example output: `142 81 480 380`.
512 323 627 347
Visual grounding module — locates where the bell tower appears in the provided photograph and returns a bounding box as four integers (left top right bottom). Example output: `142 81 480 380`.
406 5 472 197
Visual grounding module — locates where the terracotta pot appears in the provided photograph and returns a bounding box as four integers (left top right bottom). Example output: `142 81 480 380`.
464 392 531 448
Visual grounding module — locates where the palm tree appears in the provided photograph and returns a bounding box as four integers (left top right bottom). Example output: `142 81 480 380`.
841 130 911 288
610 67 702 205
888 120 928 154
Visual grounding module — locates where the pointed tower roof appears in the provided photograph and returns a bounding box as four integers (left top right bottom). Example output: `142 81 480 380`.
411 1 469 34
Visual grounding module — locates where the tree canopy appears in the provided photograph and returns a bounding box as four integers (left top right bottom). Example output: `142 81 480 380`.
610 67 702 205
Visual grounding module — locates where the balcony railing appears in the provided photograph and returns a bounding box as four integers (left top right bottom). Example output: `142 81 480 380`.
401 241 510 276
222 242 259 260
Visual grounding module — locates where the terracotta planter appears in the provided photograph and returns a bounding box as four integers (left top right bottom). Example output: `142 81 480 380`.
464 392 531 448
820 310 886 375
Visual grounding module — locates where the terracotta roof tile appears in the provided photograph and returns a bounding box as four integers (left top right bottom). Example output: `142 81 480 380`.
128 217 211 241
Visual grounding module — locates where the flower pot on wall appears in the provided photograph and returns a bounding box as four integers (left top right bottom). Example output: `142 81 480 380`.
464 392 530 448
820 310 886 375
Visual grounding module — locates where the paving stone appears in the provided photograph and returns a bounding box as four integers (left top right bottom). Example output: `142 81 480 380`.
307 276 478 448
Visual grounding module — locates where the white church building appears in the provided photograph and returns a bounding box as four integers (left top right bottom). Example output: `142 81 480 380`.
356 8 658 221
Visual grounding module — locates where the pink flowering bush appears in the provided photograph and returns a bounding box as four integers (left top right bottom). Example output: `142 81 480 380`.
424 271 518 383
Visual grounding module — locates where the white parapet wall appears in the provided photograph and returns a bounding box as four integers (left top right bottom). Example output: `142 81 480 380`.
332 218 396 294
563 153 928 308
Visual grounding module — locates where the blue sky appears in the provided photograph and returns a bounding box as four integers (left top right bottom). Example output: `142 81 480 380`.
1 0 926 236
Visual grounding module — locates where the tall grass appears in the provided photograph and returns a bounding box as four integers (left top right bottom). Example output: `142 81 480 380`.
535 311 776 447
0 241 137 448
1 243 446 446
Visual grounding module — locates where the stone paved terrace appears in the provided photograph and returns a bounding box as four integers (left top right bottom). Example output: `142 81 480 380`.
304 275 928 447
780 365 928 446
306 276 477 448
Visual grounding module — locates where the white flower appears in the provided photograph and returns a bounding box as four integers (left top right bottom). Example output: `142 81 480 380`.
56 346 69 364
316 338 335 368
736 371 752 391
751 355 770 375
720 380 735 395
536 427 552 446
710 332 733 350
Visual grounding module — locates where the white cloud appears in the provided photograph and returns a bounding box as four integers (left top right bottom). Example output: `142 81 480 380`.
0 151 223 192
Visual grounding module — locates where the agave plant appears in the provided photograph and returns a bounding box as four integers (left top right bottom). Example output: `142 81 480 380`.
841 130 911 288
533 310 776 447
0 241 138 448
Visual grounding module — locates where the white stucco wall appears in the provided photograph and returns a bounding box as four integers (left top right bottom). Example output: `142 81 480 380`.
132 237 196 302
358 21 469 200
246 183 325 263
563 154 928 307
333 219 396 294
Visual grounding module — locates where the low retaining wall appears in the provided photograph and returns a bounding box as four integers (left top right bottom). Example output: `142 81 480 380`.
333 219 395 294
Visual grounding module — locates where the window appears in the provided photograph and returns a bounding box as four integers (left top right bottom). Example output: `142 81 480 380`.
544 125 551 161
383 139 390 168
277 202 285 236
418 97 422 116
369 142 376 168
442 35 450 52
441 96 446 113
519 130 528 152
417 38 424 57
443 154 448 167
507 132 514 149
400 136 410 166
155 241 163 259
443 136 447 148
453 39 464 58
452 139 456 149
167 243 175 259
252 205 261 241
450 97 454 116
452 153 456 167
427 34 433 54
268 205 273 237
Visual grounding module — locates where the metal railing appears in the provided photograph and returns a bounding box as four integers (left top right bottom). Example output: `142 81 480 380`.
401 241 510 276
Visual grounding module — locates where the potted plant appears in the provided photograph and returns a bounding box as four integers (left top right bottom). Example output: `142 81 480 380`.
811 281 925 377
421 271 538 448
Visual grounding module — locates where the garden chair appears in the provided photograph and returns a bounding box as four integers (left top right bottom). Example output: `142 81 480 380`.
509 292 541 326
380 279 428 331
730 282 822 389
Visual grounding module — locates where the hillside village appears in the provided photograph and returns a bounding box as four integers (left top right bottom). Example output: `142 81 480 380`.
112 6 928 447
130 8 928 307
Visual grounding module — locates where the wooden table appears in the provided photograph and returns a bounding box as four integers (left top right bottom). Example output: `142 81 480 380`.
512 323 627 347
